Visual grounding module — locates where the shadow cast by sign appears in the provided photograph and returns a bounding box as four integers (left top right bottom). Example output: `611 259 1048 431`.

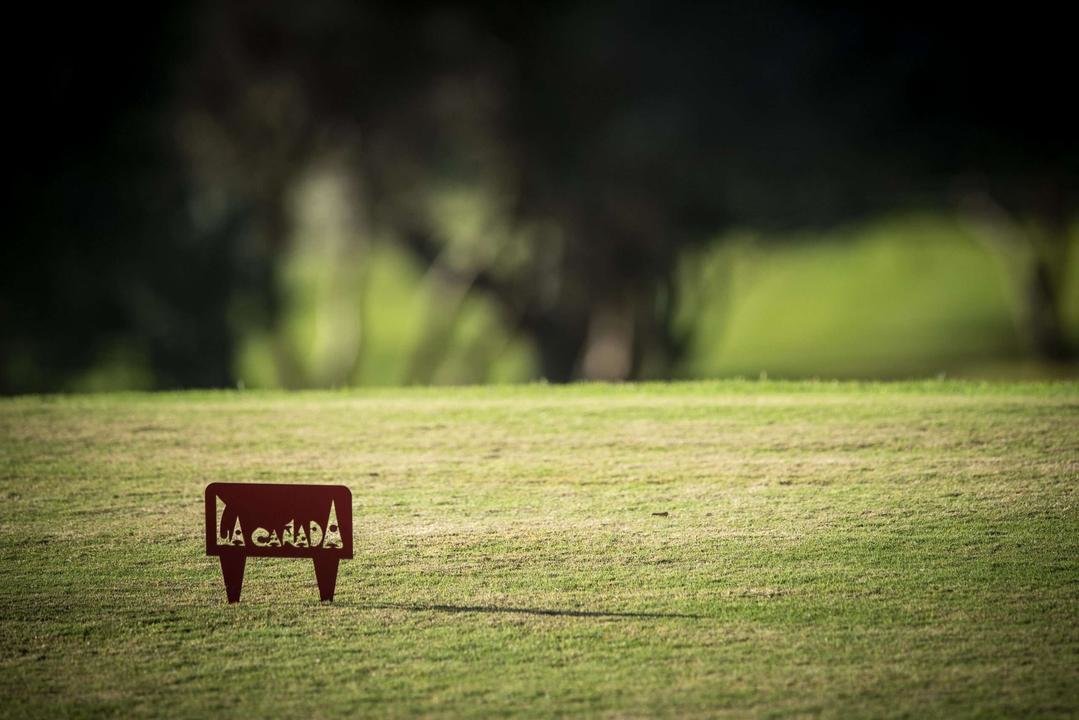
362 602 706 620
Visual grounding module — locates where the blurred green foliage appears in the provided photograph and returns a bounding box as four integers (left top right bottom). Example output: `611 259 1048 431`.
181 214 1076 391
8 4 1076 393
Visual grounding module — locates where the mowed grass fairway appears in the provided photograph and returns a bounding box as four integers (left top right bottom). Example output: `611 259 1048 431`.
1 382 1076 718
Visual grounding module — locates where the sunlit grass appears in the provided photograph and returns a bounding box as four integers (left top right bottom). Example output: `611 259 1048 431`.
1 381 1076 717
679 216 1077 379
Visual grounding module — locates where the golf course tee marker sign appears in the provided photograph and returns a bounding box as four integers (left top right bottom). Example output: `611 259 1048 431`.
205 483 353 603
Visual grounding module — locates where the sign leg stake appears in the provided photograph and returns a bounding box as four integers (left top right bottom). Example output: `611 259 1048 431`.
313 556 339 602
220 552 246 603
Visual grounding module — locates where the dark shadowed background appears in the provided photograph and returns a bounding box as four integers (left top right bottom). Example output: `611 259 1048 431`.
3 1 1076 393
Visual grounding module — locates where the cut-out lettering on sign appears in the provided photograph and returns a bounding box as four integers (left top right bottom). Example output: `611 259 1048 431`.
204 483 353 603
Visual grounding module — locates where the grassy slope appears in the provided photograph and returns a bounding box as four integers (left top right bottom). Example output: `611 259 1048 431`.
679 219 1079 381
0 381 1076 718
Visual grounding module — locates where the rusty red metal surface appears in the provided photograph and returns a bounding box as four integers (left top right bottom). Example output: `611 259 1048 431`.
205 482 353 603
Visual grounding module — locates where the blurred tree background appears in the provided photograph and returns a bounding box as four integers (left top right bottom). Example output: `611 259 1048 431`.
2 1 1076 393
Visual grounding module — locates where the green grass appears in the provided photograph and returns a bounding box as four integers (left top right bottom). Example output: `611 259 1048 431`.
1 381 1077 717
677 217 1079 380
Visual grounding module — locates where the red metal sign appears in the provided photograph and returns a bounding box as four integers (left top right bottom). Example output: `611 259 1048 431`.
205 482 353 603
